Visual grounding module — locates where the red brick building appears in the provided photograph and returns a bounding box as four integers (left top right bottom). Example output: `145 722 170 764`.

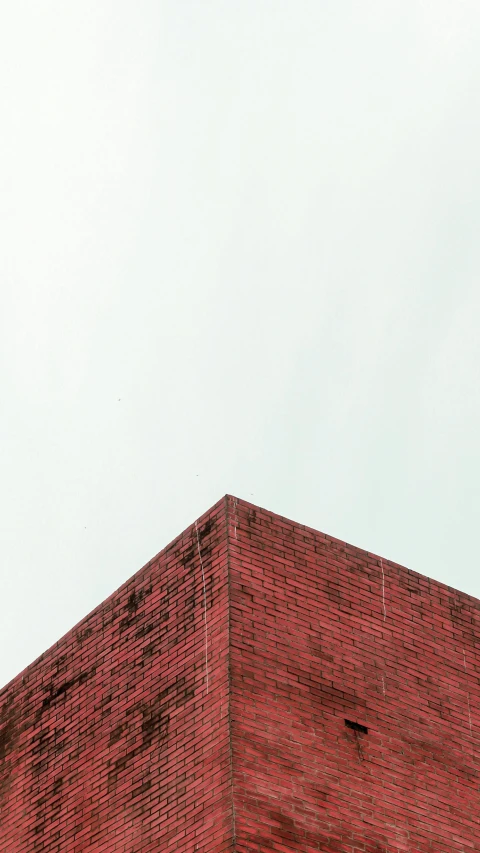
1 495 479 851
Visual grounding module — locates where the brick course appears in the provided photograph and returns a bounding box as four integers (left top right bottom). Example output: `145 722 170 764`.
1 495 479 851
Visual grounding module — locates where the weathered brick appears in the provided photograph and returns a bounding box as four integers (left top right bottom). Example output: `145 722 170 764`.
0 498 232 853
227 496 480 852
1 495 479 851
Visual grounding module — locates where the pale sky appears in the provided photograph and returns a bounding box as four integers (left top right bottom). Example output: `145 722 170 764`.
2 1 480 688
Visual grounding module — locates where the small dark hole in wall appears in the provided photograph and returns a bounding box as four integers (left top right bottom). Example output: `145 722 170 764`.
345 719 368 735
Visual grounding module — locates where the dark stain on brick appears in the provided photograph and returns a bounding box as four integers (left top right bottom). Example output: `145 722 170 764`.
99 693 113 718
288 667 366 713
107 703 169 791
403 734 478 782
185 592 196 615
0 691 20 805
55 654 68 672
0 714 16 764
142 643 155 660
31 728 52 756
324 578 346 606
131 777 152 799
398 573 423 596
30 724 65 756
197 518 215 541
135 622 154 639
31 728 60 782
118 584 153 633
126 585 152 612
165 549 216 643
269 809 299 844
308 782 329 805
348 559 371 577
308 639 334 663
32 775 65 840
36 666 97 720
206 573 215 609
449 598 476 639
127 591 139 613
365 843 388 853
109 724 125 746
141 702 167 749
166 575 182 600
106 672 196 794
345 720 368 762
240 729 298 774
54 727 66 755
52 776 63 795
251 802 345 853
181 549 195 566
76 626 93 644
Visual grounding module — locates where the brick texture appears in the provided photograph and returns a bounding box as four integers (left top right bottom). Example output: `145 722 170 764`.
227 496 480 852
0 497 233 853
1 495 479 851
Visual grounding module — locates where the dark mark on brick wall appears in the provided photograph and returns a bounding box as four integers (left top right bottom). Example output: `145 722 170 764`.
35 666 97 721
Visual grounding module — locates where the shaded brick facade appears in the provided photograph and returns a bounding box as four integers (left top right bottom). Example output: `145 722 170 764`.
1 496 479 851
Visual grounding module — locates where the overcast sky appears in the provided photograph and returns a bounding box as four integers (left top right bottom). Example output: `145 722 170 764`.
1 1 480 688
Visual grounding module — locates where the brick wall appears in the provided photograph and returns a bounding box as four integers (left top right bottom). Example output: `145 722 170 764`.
227 496 480 852
2 495 479 851
0 497 233 853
